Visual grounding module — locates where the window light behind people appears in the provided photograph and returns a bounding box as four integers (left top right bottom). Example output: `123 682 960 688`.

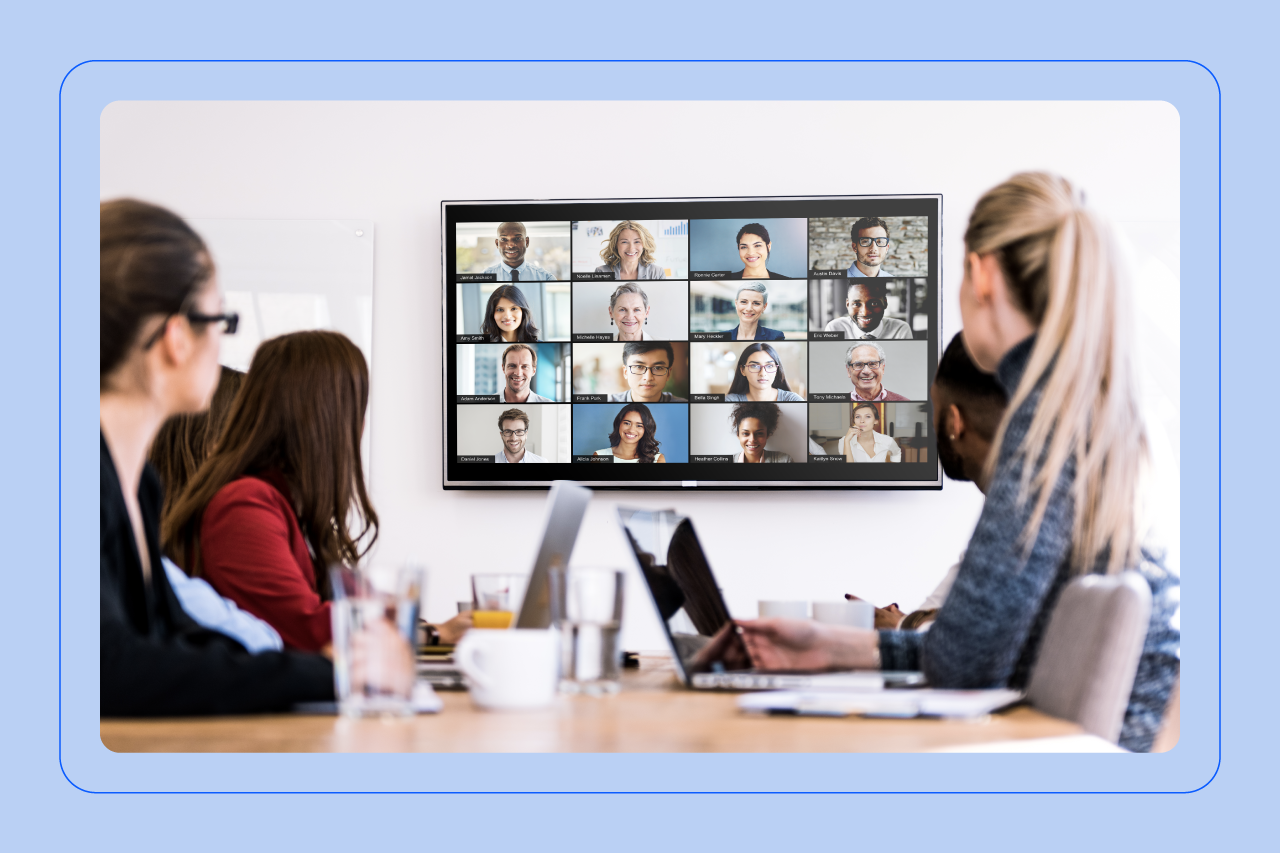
845 342 908 401
714 173 1180 752
608 283 652 341
729 282 786 341
481 284 540 343
596 220 665 280
725 342 803 402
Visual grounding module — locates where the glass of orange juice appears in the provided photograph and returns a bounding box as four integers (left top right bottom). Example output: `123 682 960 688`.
470 573 526 629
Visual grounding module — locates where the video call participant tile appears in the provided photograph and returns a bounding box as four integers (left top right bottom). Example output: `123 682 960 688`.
454 404 572 465
807 278 928 341
807 401 933 463
807 215 930 279
455 221 570 281
689 401 809 464
571 219 690 280
572 341 690 403
570 281 689 342
689 218 808 281
688 340 807 403
455 342 571 404
689 279 807 342
570 402 689 464
807 340 929 402
454 280 571 343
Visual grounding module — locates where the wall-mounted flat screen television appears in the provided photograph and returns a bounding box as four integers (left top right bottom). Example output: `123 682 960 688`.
443 195 941 489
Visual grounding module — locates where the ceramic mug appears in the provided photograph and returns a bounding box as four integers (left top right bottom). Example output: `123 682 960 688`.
454 629 558 710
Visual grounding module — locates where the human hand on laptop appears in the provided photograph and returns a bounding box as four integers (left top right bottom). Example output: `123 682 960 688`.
735 618 881 672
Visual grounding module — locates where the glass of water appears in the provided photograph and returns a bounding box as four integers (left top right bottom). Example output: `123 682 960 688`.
329 564 424 717
549 566 625 696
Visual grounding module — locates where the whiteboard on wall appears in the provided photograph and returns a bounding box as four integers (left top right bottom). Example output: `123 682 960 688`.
187 218 375 372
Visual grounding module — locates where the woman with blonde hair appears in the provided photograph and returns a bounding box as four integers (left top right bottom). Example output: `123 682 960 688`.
596 220 665 280
721 173 1180 751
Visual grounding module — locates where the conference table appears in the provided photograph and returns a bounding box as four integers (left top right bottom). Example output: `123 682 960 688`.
100 654 1116 753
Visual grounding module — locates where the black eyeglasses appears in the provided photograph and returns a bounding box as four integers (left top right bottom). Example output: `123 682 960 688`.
856 237 890 248
143 309 240 349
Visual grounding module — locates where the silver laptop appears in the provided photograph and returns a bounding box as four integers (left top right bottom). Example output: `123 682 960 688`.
617 506 924 691
417 481 592 686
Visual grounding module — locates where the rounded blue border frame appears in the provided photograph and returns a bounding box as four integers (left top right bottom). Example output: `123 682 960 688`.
62 59 1218 795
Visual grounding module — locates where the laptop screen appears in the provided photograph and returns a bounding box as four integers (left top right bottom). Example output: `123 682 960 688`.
617 508 753 681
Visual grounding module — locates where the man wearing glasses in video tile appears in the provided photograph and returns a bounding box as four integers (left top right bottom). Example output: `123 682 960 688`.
494 408 547 464
608 341 687 404
823 280 914 340
846 342 908 402
848 217 900 278
493 344 554 404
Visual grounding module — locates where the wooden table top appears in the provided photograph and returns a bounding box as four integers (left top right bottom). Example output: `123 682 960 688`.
100 656 1090 754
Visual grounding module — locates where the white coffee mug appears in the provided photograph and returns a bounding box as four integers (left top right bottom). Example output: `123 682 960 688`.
758 600 809 619
812 600 875 629
455 629 558 710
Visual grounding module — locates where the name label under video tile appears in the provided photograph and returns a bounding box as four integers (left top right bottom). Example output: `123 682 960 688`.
809 331 846 341
456 334 487 343
573 394 609 403
457 274 498 282
691 455 734 463
810 455 845 463
809 393 852 403
573 272 617 281
691 271 731 280
573 455 613 463
458 395 499 404
690 332 731 341
456 455 496 464
573 334 615 342
810 269 849 278
690 394 726 403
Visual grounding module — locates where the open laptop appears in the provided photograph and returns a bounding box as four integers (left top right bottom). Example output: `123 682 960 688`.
417 481 592 686
617 506 924 691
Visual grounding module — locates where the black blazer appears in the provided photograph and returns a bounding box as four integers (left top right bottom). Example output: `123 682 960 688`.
101 434 334 716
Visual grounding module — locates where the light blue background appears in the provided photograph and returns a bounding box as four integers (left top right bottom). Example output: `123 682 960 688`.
4 0 1269 847
690 217 810 278
571 404 690 462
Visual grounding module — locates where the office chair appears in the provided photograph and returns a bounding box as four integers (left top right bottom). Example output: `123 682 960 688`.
1026 571 1152 744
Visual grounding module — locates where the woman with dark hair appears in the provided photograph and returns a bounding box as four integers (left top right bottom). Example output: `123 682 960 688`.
165 330 464 652
592 404 666 463
838 401 902 462
726 223 792 280
729 402 792 463
100 199 408 716
481 284 540 342
149 365 244 523
725 343 804 402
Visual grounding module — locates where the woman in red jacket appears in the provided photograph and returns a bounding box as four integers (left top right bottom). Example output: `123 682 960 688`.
165 330 387 652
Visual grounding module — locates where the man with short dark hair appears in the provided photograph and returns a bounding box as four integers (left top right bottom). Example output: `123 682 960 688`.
494 343 553 403
495 408 546 464
824 280 913 339
608 341 687 403
848 216 899 278
482 221 557 281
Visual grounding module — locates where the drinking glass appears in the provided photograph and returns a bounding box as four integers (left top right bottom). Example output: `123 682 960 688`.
470 573 526 629
549 567 625 695
329 564 424 718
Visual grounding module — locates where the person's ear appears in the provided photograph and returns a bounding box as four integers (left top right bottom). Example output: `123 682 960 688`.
967 251 1001 304
157 317 194 367
947 403 965 440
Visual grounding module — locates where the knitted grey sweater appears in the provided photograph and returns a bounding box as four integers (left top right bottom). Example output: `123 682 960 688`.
878 336 1180 752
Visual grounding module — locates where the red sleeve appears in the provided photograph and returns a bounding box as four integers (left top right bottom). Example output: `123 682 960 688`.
199 478 332 652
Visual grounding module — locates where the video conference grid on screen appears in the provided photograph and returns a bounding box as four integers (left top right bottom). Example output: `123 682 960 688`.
444 197 940 487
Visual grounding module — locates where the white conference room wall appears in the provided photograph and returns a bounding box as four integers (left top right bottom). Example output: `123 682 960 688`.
100 101 1179 652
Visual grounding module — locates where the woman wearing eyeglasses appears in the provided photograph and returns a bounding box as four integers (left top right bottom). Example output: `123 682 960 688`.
593 403 666 463
608 341 687 403
100 199 410 716
838 402 901 463
725 343 804 402
730 402 792 464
